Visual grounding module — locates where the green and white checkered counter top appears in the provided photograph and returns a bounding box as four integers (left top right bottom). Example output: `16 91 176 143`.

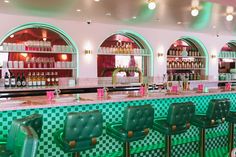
0 89 235 156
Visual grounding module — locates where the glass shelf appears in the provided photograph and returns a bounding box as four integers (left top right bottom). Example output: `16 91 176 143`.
0 50 76 54
97 52 150 56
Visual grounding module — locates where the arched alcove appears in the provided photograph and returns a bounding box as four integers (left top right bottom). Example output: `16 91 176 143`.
97 30 153 84
218 40 236 81
166 36 208 81
0 22 79 87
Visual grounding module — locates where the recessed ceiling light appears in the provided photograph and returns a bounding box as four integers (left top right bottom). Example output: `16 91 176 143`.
105 13 111 16
148 0 156 10
76 9 81 12
177 21 182 25
226 14 234 21
4 0 10 3
132 16 137 19
94 0 100 2
191 8 199 17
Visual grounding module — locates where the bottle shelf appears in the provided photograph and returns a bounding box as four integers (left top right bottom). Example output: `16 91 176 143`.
0 68 76 70
167 68 205 70
0 50 76 54
97 52 150 56
167 55 206 59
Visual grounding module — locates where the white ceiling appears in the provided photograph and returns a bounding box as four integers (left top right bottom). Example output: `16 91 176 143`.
0 0 236 35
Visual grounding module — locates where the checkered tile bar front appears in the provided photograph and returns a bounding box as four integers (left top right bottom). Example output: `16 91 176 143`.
0 93 235 157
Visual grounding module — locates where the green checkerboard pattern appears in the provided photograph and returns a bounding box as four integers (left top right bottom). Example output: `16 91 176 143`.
0 93 236 157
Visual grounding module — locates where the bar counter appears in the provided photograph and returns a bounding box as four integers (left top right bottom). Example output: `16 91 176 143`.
0 89 235 156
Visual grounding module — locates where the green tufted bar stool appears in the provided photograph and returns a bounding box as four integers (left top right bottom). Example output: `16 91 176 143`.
191 99 230 157
53 110 103 157
153 102 195 157
13 125 39 157
0 125 39 157
0 113 43 157
226 110 236 154
106 105 154 157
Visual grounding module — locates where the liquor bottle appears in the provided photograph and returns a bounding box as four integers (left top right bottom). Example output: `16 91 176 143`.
46 72 51 86
16 73 22 87
28 72 32 87
55 72 59 86
32 72 37 86
36 72 41 86
41 72 46 86
51 72 55 86
10 72 16 87
4 72 10 88
21 73 27 87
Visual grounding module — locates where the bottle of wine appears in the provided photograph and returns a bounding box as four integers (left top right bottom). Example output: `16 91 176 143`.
32 72 35 86
36 72 41 86
4 72 10 88
41 72 46 86
28 72 32 87
10 72 16 87
21 73 27 87
55 72 59 86
16 73 22 87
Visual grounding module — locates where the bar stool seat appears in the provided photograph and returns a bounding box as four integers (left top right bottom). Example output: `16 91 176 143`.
53 110 103 157
191 99 230 157
106 105 154 157
226 110 236 155
153 102 195 157
0 114 43 157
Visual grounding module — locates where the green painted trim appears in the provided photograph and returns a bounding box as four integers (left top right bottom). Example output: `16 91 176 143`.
98 30 154 76
0 22 79 77
180 36 209 76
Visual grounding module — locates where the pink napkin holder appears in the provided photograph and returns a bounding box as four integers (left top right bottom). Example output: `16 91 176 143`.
198 84 204 92
97 88 104 97
225 83 231 91
46 91 55 100
171 85 178 93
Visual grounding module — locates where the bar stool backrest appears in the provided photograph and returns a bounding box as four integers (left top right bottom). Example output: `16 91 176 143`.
6 114 43 151
14 125 39 157
167 102 195 125
64 110 103 141
206 99 230 120
122 105 154 131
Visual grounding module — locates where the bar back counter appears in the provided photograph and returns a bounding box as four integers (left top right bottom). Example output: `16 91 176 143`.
0 89 235 156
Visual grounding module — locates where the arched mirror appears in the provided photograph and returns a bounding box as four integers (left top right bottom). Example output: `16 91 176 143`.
167 37 208 81
97 31 153 85
0 23 78 87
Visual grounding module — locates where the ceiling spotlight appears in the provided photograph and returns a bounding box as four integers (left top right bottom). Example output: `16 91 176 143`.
132 16 137 19
94 0 100 2
226 6 234 22
148 0 156 10
191 8 199 16
226 13 234 21
4 0 9 3
76 9 81 12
